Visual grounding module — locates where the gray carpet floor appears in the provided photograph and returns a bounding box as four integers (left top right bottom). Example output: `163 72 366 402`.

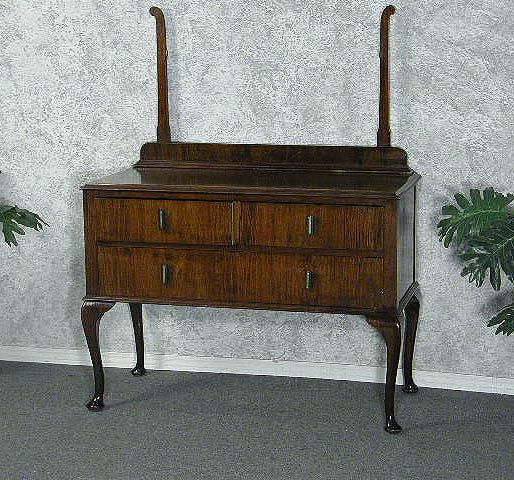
0 361 512 480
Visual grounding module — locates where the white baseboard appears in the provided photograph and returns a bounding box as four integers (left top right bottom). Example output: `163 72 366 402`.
0 345 512 396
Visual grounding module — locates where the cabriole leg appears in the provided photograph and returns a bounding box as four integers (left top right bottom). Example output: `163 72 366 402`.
129 303 146 376
81 300 115 411
366 315 402 433
402 293 420 393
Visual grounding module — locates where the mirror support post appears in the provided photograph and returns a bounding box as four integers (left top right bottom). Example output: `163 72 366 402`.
150 7 172 143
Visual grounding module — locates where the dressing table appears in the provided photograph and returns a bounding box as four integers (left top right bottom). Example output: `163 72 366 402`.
81 5 421 433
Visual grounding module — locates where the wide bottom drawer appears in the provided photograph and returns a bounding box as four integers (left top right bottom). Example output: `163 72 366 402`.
97 246 383 309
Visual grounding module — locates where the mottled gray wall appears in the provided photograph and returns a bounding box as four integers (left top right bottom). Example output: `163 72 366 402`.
1 1 513 378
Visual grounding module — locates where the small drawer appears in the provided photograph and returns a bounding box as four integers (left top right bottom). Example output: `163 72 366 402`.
97 246 233 301
94 198 234 245
241 203 383 251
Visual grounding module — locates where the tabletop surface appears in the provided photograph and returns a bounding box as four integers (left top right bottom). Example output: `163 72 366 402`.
82 167 420 198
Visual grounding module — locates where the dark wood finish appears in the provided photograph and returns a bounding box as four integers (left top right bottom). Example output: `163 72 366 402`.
397 187 416 301
366 314 402 433
234 252 383 308
84 167 419 198
149 7 171 142
311 255 384 308
233 253 311 306
96 246 383 309
377 5 395 147
80 5 421 433
241 203 384 251
93 198 234 245
98 246 233 302
81 300 115 411
129 303 146 376
137 143 410 172
402 289 420 393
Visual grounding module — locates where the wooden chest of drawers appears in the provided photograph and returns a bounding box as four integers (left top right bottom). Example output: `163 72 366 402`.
80 5 421 434
82 164 420 434
90 197 385 309
84 188 410 310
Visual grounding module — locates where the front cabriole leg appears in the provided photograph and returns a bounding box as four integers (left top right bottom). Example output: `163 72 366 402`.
81 300 115 411
366 314 402 433
402 291 420 393
129 303 146 376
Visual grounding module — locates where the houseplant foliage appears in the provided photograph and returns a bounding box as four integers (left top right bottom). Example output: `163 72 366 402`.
437 187 514 336
0 205 47 246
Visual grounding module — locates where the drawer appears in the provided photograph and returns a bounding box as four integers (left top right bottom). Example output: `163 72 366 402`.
94 198 234 245
233 252 383 308
241 203 383 251
97 246 233 302
97 247 383 309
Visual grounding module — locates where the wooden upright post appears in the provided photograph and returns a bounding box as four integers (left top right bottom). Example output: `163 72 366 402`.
150 7 172 143
377 5 395 147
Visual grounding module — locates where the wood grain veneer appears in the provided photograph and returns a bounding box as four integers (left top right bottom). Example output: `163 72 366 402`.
94 198 234 245
241 203 384 251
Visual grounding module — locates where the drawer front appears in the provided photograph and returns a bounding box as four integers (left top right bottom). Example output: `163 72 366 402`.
233 253 383 308
94 198 234 245
97 247 382 309
97 246 233 302
242 203 383 250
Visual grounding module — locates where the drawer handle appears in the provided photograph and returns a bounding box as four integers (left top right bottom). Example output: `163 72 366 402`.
161 264 172 285
307 215 316 236
306 271 315 290
158 209 167 231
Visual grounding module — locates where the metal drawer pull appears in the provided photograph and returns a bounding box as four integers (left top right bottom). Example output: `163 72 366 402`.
307 215 316 236
306 271 315 290
161 264 172 285
158 209 167 231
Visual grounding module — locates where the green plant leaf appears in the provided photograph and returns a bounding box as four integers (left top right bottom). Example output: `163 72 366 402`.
11 207 47 230
454 192 471 209
488 302 514 335
0 205 14 215
437 187 514 248
459 217 514 290
0 204 48 246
